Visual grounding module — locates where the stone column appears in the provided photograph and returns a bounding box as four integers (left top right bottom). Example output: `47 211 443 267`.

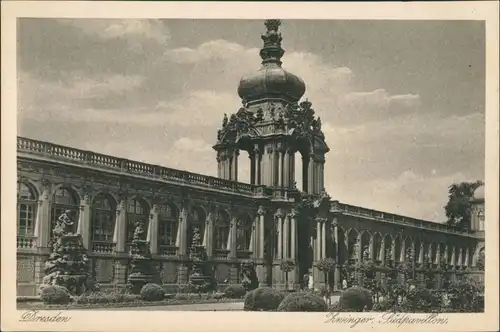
443 246 449 266
277 146 283 187
290 210 297 261
175 205 189 257
258 207 265 259
276 210 283 259
316 219 322 261
147 204 159 255
435 244 441 265
256 146 262 185
457 248 463 267
427 244 433 264
379 237 386 265
228 216 237 258
400 240 406 262
282 149 290 187
256 206 267 286
249 152 255 185
369 235 375 261
283 213 289 259
321 220 327 260
450 247 456 267
203 212 214 257
76 192 91 250
418 242 424 264
307 156 315 194
34 183 51 249
464 248 469 267
231 150 239 181
288 150 295 187
113 198 127 253
250 215 257 257
333 221 341 290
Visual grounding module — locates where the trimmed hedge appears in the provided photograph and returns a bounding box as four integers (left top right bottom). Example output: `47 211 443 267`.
140 283 165 302
224 284 246 299
243 287 285 312
339 286 373 312
277 291 327 312
40 285 71 305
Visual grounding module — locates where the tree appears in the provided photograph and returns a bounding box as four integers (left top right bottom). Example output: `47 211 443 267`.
315 258 335 304
279 259 296 291
444 180 484 229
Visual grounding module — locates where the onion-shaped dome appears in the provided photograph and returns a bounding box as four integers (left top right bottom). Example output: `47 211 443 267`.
237 19 306 104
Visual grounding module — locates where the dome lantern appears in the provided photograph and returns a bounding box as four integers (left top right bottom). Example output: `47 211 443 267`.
237 19 306 104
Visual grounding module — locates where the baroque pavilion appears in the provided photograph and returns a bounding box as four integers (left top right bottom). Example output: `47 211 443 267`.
16 19 485 296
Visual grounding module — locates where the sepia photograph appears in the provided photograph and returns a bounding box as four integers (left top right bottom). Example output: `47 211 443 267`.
2 1 499 332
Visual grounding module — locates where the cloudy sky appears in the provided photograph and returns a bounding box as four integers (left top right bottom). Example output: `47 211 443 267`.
17 19 485 222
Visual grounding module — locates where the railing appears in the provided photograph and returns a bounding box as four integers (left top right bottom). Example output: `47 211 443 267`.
333 201 474 236
92 241 115 254
17 236 36 249
159 245 177 256
17 136 256 196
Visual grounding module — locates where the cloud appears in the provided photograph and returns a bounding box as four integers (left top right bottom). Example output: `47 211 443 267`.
164 39 252 64
172 137 213 154
57 19 170 50
344 89 421 109
18 70 145 114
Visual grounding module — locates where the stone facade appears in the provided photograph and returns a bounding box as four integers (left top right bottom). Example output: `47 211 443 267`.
15 20 485 295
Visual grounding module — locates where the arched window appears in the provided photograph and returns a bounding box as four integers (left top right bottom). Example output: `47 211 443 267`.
159 203 179 247
214 211 230 250
236 214 252 251
17 182 37 236
126 198 149 242
92 193 116 241
51 187 79 236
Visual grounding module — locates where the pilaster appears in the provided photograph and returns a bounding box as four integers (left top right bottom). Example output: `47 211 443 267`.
283 213 289 258
113 198 127 253
228 216 237 258
275 209 283 260
76 193 91 250
258 206 265 259
34 182 51 249
147 204 159 254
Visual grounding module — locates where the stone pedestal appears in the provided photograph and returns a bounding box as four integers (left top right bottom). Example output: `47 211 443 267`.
113 259 128 285
229 266 239 284
177 265 189 284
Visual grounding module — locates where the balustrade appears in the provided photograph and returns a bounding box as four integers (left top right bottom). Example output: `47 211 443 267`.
92 241 115 254
159 245 178 256
18 136 256 196
336 201 472 236
17 236 36 250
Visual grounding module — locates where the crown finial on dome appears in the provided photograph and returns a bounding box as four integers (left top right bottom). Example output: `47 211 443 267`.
260 19 285 66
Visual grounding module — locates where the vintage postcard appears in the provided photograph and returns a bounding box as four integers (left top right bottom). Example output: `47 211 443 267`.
1 1 499 331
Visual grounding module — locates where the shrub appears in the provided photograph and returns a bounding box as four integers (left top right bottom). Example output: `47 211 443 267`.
404 287 442 312
339 286 373 312
446 278 484 312
140 283 165 301
224 284 246 299
243 287 285 311
40 285 71 305
277 291 328 312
